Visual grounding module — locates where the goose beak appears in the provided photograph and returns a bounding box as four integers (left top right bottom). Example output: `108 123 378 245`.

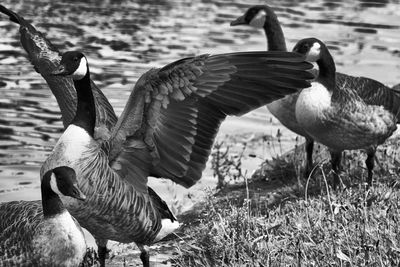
230 15 246 26
71 183 86 201
51 64 68 76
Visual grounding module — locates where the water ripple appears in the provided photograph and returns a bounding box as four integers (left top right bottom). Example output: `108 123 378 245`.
0 0 399 197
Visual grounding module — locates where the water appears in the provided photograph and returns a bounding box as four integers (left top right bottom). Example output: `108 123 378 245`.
0 0 399 203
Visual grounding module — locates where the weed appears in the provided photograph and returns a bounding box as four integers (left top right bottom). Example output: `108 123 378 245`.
172 137 400 266
211 141 246 189
80 247 99 267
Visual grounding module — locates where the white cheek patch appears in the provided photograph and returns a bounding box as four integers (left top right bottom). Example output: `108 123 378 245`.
306 42 321 62
249 10 267 28
71 57 88 80
50 173 64 196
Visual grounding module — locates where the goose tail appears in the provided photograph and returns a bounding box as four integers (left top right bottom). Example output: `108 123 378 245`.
153 219 180 242
148 187 177 222
148 187 180 242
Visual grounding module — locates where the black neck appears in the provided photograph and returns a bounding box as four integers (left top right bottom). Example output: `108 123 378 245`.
41 176 65 218
264 11 287 51
71 69 96 137
316 48 336 90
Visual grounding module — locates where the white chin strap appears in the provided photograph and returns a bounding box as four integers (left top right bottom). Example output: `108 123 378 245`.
249 10 267 28
306 42 321 62
50 173 64 196
71 57 88 80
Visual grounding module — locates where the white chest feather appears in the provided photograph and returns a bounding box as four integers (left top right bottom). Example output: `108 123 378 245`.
33 211 86 266
49 212 85 244
295 82 332 129
54 125 93 162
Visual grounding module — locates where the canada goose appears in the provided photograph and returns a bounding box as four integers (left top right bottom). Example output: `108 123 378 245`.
40 50 313 266
0 4 117 141
230 5 316 175
230 5 400 179
0 166 86 267
293 38 398 188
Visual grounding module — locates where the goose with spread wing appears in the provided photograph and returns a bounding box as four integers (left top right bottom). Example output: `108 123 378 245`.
0 166 86 267
41 50 313 266
230 5 400 179
0 4 313 265
293 38 398 188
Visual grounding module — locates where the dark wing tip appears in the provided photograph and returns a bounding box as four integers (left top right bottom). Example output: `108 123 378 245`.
0 4 24 25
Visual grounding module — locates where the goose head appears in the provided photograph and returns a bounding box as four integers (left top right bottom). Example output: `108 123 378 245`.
292 38 330 63
52 50 96 136
231 5 274 29
43 166 86 201
293 38 336 89
51 51 88 81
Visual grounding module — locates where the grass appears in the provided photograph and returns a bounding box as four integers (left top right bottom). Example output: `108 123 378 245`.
80 248 99 267
171 137 400 267
77 135 400 266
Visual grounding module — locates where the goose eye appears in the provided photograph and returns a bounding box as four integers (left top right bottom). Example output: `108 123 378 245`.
302 44 310 51
73 57 79 62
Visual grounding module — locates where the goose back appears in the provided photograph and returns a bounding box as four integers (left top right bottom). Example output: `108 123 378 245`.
0 201 42 261
0 201 86 267
336 73 400 122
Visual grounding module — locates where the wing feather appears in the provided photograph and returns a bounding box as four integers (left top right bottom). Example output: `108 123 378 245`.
0 5 117 141
337 72 400 122
108 51 313 188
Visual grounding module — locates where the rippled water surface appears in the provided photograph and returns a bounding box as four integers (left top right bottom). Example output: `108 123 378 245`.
0 0 399 202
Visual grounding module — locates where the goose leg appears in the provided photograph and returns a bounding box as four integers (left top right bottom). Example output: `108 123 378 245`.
96 239 109 267
304 138 314 177
138 244 150 267
365 148 376 188
330 151 342 190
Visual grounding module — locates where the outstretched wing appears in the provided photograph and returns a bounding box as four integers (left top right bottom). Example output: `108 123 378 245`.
0 5 117 140
337 72 400 122
108 51 313 189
